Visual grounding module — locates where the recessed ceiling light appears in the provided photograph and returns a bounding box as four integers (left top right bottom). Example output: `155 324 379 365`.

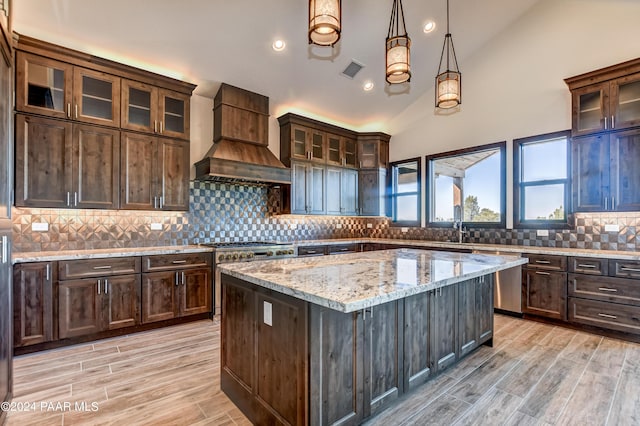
423 21 436 33
363 81 374 91
272 39 286 51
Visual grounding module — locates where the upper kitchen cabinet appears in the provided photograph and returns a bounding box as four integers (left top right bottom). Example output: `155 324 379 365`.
357 133 390 169
120 132 189 211
121 81 190 140
282 123 327 164
572 128 640 212
327 133 358 168
16 52 121 127
566 58 640 137
15 114 120 209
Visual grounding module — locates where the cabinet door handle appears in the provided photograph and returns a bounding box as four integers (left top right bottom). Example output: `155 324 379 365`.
175 272 179 286
160 121 163 133
67 103 71 118
172 260 187 264
604 197 609 210
74 192 78 207
611 115 615 129
535 271 551 276
611 197 615 210
154 196 158 209
598 313 617 320
535 260 551 264
598 287 618 293
45 263 50 280
621 267 640 273
182 272 185 285
67 192 71 207
159 196 164 209
1 235 7 264
93 265 112 270
604 116 608 130
577 264 596 269
154 120 158 133
97 279 101 295
105 279 109 294
75 104 78 119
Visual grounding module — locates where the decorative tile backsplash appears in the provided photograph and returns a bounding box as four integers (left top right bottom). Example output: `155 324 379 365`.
11 181 640 252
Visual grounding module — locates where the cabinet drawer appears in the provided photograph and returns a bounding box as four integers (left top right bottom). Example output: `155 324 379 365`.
568 273 640 306
298 246 326 257
609 260 640 279
59 257 140 280
327 244 357 255
568 257 608 275
142 253 212 272
525 254 567 271
568 297 640 335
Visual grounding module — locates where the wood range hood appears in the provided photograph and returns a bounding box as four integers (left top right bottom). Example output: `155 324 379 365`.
195 83 291 185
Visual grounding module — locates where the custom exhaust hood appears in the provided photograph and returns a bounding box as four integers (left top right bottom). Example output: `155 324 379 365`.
194 83 291 185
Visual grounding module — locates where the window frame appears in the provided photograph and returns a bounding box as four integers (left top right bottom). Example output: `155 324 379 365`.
387 157 422 227
513 130 572 229
426 141 507 229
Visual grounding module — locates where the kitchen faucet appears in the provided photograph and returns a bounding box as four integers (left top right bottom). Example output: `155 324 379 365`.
453 205 466 243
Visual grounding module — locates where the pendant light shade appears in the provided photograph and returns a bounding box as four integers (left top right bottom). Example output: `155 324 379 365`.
309 0 341 46
435 0 461 109
386 0 411 84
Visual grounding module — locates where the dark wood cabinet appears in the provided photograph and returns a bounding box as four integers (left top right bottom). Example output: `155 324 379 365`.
431 285 458 372
566 58 640 137
290 161 325 215
572 128 640 212
326 167 359 215
357 133 390 169
120 132 189 211
72 67 120 127
59 275 141 338
58 257 141 339
15 114 120 209
13 262 54 347
522 254 567 321
141 253 212 323
0 226 11 422
121 81 190 140
403 292 432 392
327 133 358 168
359 168 387 216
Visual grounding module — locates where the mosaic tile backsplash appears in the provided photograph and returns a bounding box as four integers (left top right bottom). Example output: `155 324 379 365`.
11 181 640 253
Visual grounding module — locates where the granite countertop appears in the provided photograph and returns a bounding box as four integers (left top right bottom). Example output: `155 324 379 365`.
219 248 528 313
296 238 640 261
12 245 213 264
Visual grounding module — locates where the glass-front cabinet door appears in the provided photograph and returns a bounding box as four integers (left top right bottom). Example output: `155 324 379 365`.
158 89 189 139
310 130 326 163
290 125 310 161
121 79 158 133
16 52 72 119
327 133 342 166
611 73 640 131
571 82 609 137
343 137 357 168
73 68 120 127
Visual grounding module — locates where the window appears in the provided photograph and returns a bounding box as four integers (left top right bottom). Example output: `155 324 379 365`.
513 131 571 228
388 158 421 226
427 142 506 228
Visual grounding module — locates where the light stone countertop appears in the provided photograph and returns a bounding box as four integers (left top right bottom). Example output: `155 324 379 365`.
12 245 213 264
295 238 640 261
219 248 528 313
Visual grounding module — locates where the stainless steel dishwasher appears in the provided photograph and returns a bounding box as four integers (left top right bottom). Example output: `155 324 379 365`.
472 249 523 315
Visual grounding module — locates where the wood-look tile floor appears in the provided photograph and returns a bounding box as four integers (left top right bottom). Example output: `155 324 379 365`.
5 315 640 425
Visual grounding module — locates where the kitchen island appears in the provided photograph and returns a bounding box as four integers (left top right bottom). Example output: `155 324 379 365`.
219 249 527 425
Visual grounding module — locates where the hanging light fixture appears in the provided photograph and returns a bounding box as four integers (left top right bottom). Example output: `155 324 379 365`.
435 0 461 109
308 0 341 46
385 0 411 84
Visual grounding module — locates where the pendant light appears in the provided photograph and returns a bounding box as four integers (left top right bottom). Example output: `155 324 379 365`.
309 0 342 46
435 0 461 109
385 0 411 84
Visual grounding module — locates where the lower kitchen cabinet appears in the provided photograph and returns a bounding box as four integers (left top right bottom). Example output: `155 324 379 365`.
522 254 568 321
13 262 55 347
58 274 141 339
431 285 458 372
141 253 212 323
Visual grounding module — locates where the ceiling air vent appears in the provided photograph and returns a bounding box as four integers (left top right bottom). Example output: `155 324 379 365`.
341 60 364 79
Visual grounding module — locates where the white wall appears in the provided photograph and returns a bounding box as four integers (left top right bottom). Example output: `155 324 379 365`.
385 0 640 227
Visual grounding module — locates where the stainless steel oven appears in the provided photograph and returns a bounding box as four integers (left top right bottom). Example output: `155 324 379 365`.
201 242 296 315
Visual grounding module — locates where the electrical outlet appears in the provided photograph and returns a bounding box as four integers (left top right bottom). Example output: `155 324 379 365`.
31 222 49 232
366 223 373 229
336 223 343 229
604 224 620 232
401 227 409 233
150 223 163 231
289 223 297 230
536 229 549 237
263 301 273 326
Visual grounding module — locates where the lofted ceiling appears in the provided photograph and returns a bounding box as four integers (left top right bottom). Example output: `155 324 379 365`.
13 0 541 131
